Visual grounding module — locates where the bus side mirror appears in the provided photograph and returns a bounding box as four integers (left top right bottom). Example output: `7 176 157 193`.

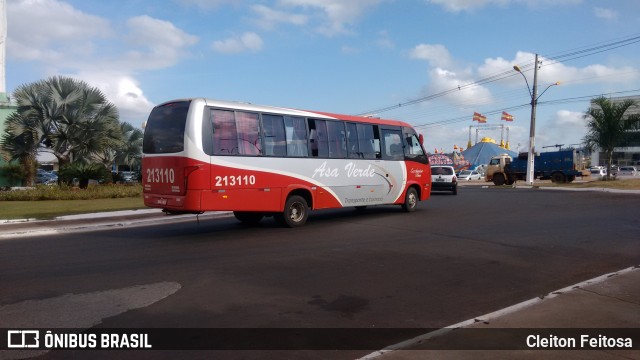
418 134 424 145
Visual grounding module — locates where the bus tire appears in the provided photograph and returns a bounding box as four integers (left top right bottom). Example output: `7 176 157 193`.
233 211 264 225
402 187 419 212
276 195 309 227
493 173 505 186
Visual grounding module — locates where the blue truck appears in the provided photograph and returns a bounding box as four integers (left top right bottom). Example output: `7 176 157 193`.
485 149 588 185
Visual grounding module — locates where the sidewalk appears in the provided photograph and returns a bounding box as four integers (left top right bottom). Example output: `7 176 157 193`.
363 266 640 359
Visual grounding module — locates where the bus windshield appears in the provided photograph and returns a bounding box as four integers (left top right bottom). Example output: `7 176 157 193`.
143 101 191 154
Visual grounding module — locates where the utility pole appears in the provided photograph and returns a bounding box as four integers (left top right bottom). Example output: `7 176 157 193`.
525 54 539 185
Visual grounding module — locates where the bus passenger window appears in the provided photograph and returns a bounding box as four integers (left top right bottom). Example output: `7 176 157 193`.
236 111 262 156
356 124 376 159
309 119 329 158
262 114 286 157
383 130 404 160
346 123 360 158
327 121 346 158
212 109 239 155
285 116 308 157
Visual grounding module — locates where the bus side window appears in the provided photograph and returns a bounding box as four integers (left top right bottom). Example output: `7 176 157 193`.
356 123 376 159
236 111 262 156
383 130 403 160
346 123 360 158
262 114 286 157
212 109 239 155
309 119 329 158
327 121 346 158
285 116 308 157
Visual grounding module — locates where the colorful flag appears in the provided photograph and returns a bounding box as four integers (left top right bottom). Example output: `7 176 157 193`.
501 111 514 121
473 112 487 123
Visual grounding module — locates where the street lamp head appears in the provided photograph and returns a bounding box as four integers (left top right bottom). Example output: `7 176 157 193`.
554 81 561 86
513 65 522 72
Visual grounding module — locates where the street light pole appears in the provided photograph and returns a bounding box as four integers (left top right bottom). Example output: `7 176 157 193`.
513 54 559 186
526 54 539 185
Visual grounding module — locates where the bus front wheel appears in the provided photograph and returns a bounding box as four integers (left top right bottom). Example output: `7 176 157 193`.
275 195 309 227
402 187 418 212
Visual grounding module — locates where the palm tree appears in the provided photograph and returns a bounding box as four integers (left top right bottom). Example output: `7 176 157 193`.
116 122 144 171
1 77 122 179
583 97 640 179
0 82 50 185
44 76 122 167
1 112 40 185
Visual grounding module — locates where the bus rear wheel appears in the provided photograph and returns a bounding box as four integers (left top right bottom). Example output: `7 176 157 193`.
275 195 309 227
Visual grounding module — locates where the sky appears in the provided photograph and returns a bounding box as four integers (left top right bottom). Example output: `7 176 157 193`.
5 0 640 154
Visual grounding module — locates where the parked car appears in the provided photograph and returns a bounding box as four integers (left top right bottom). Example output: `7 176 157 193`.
590 168 607 179
457 170 481 181
36 170 58 185
614 166 637 176
118 171 138 183
431 165 457 195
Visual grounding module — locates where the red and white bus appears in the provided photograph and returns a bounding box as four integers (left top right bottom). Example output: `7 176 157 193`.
142 98 431 227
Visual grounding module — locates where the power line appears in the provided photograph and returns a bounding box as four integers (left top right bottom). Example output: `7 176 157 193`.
413 88 640 129
357 33 640 117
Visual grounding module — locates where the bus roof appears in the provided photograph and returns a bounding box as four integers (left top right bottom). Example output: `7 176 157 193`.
157 98 413 129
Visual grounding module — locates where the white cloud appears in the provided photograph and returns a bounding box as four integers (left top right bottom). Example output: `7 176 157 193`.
279 0 383 36
5 1 201 125
410 43 493 107
75 72 154 127
174 0 237 10
537 110 586 147
251 4 308 30
426 0 582 12
593 7 618 20
478 51 640 87
428 67 494 106
409 44 452 68
7 0 110 62
123 15 199 70
212 32 264 54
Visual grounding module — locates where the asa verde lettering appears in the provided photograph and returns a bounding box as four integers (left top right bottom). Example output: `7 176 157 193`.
313 161 376 179
40 331 152 349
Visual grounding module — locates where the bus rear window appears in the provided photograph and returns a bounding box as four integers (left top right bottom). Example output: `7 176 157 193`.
143 101 190 154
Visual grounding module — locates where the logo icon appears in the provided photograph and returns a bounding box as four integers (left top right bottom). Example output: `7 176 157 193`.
7 330 40 348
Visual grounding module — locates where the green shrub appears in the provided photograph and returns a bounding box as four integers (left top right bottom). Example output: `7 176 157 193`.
0 183 142 201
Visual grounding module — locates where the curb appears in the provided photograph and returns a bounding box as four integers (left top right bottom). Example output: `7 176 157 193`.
0 209 232 239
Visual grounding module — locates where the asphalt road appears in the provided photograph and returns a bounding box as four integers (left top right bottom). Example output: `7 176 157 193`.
1 187 639 359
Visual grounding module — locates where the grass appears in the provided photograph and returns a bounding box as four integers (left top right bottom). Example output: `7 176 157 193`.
540 177 640 189
0 197 146 220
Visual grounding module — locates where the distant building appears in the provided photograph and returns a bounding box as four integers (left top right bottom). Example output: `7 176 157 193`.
589 95 640 167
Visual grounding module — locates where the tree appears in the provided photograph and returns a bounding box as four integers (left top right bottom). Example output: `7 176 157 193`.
583 97 640 180
1 77 123 183
41 77 122 167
